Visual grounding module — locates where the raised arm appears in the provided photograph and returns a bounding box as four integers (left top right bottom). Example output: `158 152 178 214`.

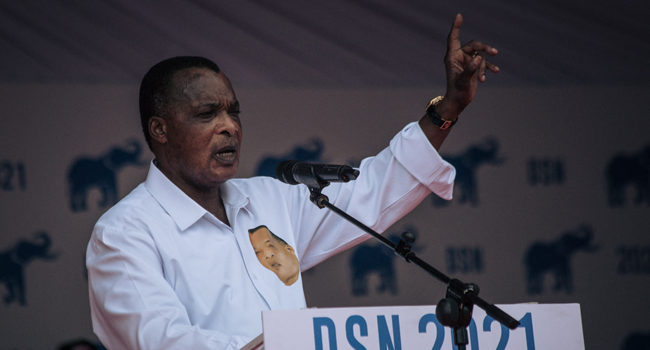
420 14 499 150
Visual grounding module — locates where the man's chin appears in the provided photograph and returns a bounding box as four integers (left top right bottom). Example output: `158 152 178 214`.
209 162 239 181
282 271 300 286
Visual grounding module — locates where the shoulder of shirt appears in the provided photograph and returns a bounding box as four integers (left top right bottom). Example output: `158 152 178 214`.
93 183 166 234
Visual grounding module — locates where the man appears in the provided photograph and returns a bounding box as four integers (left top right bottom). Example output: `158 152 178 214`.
86 14 498 350
248 225 300 286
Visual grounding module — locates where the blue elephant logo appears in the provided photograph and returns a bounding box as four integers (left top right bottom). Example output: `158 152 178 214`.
254 138 324 177
433 137 504 207
621 332 650 350
524 224 599 295
349 226 420 297
67 139 146 212
0 232 58 306
606 143 650 207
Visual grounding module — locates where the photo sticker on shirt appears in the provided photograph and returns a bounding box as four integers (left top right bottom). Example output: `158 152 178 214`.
248 225 300 286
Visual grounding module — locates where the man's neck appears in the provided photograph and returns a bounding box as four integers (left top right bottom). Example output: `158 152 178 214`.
190 188 230 227
154 159 231 226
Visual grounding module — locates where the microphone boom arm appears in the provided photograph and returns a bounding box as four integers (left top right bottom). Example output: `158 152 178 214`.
307 185 520 350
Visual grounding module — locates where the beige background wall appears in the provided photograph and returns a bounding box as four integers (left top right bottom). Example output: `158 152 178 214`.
1 83 648 349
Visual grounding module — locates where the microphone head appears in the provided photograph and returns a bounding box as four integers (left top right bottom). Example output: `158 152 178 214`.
339 166 360 182
275 159 300 185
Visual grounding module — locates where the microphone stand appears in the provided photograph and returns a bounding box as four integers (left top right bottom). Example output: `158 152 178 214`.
306 183 520 350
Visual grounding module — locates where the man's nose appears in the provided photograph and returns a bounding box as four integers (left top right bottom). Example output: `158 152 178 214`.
263 249 274 259
217 112 239 136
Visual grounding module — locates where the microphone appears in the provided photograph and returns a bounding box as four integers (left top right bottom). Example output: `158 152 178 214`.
275 160 360 187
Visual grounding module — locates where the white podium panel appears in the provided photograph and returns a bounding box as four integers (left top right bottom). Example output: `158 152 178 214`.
261 303 584 350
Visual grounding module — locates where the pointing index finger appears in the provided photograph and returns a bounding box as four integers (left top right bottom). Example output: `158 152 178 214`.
447 14 463 53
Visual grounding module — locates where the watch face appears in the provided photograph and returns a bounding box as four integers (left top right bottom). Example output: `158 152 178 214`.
426 96 444 110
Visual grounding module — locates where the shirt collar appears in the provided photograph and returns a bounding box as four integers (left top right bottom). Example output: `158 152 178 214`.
144 161 250 231
219 179 251 210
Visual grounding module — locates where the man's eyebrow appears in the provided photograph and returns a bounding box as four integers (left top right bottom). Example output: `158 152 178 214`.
197 102 218 110
197 101 240 110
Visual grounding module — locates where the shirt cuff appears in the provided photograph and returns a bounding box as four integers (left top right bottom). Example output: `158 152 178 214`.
389 122 456 200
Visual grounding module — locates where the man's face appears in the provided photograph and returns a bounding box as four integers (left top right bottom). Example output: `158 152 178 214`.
249 227 300 286
160 67 242 190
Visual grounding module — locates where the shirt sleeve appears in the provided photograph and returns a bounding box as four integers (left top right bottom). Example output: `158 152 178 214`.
293 121 455 270
86 216 246 350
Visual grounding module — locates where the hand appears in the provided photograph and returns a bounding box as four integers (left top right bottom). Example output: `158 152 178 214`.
441 14 499 116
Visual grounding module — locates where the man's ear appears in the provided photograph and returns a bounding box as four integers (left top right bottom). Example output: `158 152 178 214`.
149 116 167 144
285 244 295 254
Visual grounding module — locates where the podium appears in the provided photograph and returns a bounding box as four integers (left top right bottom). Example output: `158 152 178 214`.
243 303 585 350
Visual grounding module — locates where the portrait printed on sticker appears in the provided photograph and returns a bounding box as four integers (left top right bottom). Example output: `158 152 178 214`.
248 225 300 286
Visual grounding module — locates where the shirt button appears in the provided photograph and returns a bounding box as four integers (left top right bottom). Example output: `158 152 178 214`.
252 274 258 280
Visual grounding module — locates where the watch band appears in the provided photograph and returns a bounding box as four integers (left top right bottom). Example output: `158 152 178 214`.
426 96 457 130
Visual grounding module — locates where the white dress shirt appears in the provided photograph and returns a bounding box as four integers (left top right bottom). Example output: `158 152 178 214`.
86 122 455 350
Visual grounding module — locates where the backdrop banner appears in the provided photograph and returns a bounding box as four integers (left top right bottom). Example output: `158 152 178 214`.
0 84 649 350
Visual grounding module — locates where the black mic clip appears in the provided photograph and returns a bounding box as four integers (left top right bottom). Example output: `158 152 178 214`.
309 188 330 209
297 167 332 210
301 171 331 193
299 169 332 210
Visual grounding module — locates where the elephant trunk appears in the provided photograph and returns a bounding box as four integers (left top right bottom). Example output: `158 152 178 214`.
128 139 141 157
33 232 58 260
34 231 51 250
105 140 144 170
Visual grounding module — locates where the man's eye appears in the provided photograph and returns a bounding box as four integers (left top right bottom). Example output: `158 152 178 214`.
255 251 260 255
229 111 241 118
199 112 216 118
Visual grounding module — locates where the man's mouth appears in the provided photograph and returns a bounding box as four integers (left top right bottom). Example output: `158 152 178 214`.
214 145 238 162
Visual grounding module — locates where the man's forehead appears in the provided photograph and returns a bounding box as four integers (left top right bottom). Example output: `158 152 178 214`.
175 66 220 82
172 67 235 103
